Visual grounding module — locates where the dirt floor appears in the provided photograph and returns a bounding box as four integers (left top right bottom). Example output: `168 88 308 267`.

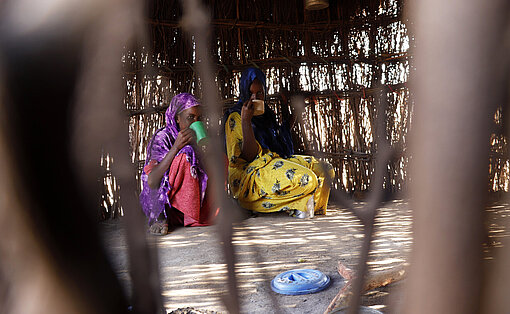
101 201 414 313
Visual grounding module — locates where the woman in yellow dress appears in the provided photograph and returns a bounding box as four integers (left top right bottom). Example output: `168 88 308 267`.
224 67 334 217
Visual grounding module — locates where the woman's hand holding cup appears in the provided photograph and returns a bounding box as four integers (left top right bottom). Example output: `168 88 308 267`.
242 94 264 122
174 128 194 150
241 94 256 121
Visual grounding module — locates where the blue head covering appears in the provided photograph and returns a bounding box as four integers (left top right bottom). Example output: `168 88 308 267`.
223 67 294 158
238 67 267 105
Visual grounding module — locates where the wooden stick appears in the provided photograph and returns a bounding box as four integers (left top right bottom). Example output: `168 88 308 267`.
325 262 407 314
123 53 410 73
147 14 404 32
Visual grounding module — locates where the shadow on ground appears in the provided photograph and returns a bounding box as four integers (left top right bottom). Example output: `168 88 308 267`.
101 200 417 313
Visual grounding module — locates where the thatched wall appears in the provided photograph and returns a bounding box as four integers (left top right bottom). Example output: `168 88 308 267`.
98 0 507 218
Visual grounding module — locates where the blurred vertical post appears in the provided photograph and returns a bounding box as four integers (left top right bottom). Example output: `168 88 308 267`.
0 0 132 313
481 12 510 314
180 0 242 313
71 0 164 312
405 0 509 313
0 0 163 313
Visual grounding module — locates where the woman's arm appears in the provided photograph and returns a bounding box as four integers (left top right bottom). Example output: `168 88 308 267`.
240 97 259 162
147 128 194 189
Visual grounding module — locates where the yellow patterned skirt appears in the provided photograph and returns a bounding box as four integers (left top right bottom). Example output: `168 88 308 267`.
225 112 334 214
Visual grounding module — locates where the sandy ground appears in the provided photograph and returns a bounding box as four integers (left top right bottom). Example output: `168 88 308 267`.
101 201 414 313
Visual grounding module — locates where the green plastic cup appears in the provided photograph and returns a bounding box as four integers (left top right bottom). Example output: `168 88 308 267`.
189 121 208 145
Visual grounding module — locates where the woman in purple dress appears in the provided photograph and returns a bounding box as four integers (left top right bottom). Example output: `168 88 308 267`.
139 93 213 235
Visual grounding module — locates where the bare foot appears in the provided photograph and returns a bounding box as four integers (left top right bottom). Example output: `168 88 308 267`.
149 220 168 236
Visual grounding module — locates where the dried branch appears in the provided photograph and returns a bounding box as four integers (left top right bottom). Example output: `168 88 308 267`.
325 262 407 313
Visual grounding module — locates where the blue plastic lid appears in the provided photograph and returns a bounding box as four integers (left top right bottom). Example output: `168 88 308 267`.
271 269 330 295
332 306 383 314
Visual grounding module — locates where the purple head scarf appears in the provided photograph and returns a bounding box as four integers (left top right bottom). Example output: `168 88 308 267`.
139 93 208 223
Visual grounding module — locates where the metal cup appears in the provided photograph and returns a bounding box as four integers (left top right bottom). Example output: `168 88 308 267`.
252 99 265 116
189 121 208 146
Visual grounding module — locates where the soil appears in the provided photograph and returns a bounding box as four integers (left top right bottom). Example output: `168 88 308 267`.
100 201 413 313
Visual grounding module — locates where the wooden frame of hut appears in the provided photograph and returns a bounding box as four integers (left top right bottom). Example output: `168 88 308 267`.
102 0 418 218
1 0 509 313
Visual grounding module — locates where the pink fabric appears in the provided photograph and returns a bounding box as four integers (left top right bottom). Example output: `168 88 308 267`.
145 154 214 227
143 160 158 175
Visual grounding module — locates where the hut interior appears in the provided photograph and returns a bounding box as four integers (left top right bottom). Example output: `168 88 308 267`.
98 0 508 219
1 0 509 312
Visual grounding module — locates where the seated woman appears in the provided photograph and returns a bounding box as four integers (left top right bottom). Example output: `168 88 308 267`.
140 93 212 235
224 67 334 218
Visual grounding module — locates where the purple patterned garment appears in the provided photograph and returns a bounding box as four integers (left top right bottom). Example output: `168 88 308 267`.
139 93 208 223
